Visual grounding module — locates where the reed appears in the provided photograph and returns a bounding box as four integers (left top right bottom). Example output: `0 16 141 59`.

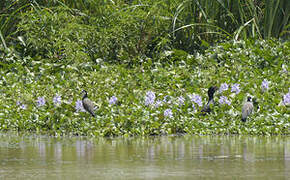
1 0 288 59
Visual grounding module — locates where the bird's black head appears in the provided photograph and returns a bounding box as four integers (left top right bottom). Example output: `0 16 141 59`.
208 86 218 99
247 96 252 102
81 90 88 99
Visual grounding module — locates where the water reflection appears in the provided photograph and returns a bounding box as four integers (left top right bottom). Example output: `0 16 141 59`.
0 134 290 179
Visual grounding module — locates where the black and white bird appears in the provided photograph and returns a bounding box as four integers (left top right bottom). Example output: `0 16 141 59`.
201 86 218 114
241 96 254 122
81 90 95 117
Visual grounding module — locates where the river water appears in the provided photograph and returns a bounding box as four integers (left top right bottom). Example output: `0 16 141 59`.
0 134 289 179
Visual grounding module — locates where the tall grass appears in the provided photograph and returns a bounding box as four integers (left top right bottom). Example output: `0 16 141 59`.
264 0 289 38
1 0 288 62
171 0 289 44
0 0 31 48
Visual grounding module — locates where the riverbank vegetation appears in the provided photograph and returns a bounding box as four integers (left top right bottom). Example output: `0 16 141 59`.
0 0 289 136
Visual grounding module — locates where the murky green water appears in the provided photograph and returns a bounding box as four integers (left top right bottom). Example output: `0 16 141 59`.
0 134 289 179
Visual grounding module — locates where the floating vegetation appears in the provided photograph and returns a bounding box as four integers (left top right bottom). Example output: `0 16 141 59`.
1 39 289 137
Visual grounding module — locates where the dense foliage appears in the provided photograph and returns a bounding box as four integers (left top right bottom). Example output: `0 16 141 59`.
0 1 289 136
1 0 289 63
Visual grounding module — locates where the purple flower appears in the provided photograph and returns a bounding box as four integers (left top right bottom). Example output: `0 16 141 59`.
53 94 61 105
261 79 269 92
36 96 46 107
177 96 185 106
219 96 231 105
219 83 229 92
164 108 173 118
75 100 85 112
194 95 203 107
231 83 240 94
283 92 290 105
155 100 163 108
16 101 21 106
109 96 118 105
192 103 196 110
163 95 169 103
189 94 202 107
20 104 27 110
145 91 156 106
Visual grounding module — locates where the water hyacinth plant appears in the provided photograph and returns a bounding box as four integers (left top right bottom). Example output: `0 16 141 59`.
231 84 241 94
219 96 231 105
16 101 27 110
16 101 21 106
261 79 269 92
219 83 229 92
192 104 196 111
163 95 170 103
155 100 163 108
109 96 118 105
20 104 27 110
164 109 173 118
36 96 46 107
177 96 185 106
283 92 290 106
145 91 156 106
189 94 203 107
53 94 61 106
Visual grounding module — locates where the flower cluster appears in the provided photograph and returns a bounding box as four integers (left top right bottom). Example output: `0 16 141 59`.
283 92 290 105
20 104 27 110
36 96 46 107
164 108 173 118
261 79 269 92
16 101 27 110
155 100 163 108
219 83 229 92
189 94 202 107
109 96 118 105
231 84 240 94
177 96 185 106
218 96 231 105
145 91 156 106
53 94 62 105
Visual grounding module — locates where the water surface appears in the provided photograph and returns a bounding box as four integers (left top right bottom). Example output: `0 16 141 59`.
0 134 289 179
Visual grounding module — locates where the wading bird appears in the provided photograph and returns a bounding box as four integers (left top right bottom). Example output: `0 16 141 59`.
81 90 95 117
241 96 253 122
201 86 218 114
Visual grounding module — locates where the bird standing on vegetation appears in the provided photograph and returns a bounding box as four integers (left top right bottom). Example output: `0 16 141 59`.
241 96 254 122
81 90 95 117
201 86 218 114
